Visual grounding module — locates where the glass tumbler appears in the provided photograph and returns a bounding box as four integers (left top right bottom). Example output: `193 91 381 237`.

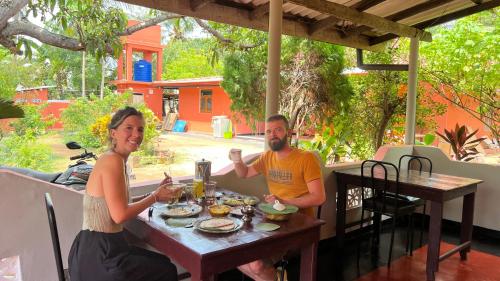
167 183 185 205
204 181 217 205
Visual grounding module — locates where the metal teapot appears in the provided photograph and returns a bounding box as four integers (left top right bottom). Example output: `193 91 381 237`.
195 159 211 183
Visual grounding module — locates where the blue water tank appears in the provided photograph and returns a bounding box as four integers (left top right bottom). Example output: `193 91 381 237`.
133 59 152 82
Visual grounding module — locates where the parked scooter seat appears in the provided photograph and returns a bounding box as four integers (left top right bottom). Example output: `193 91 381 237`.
0 166 61 182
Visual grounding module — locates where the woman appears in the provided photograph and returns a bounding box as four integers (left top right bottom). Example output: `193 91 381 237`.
69 106 179 281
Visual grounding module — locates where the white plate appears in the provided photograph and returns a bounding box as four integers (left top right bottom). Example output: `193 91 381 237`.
161 204 202 218
194 217 243 234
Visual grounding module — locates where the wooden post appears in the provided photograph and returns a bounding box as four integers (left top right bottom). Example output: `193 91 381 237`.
265 0 283 149
404 37 419 144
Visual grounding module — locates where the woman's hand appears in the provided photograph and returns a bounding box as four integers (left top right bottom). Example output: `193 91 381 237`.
153 184 182 203
159 172 173 186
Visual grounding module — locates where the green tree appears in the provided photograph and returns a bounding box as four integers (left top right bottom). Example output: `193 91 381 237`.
346 44 446 151
34 44 103 97
212 23 352 133
420 10 499 142
280 38 352 136
163 39 222 80
0 49 45 101
10 104 55 136
61 90 132 148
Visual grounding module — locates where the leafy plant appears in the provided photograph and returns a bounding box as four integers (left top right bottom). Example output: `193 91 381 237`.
299 127 350 164
0 131 54 171
416 133 436 146
10 104 55 136
61 90 131 148
436 124 486 161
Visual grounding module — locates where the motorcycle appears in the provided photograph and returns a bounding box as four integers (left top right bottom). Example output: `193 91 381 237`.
0 141 96 191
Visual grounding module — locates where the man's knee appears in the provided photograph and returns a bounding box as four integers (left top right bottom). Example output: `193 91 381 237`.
248 260 269 274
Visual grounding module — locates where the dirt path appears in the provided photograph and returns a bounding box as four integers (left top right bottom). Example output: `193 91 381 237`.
133 133 264 182
128 132 264 183
41 132 264 183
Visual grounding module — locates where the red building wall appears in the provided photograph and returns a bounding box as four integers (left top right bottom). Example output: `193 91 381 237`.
6 87 69 130
14 88 49 104
114 82 164 120
176 85 255 134
419 82 493 138
43 101 70 129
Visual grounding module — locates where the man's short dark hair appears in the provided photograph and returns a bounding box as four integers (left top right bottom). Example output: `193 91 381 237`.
266 114 289 129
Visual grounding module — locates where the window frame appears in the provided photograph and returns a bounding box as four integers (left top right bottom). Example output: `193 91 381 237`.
199 89 213 113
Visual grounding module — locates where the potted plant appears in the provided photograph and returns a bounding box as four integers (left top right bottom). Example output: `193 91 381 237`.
436 124 486 161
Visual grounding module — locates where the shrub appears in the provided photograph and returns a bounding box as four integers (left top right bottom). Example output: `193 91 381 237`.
10 104 55 136
61 90 131 148
90 114 112 147
61 90 160 156
436 124 486 161
0 131 54 171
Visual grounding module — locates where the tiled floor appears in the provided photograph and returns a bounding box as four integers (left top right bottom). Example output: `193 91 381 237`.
356 242 500 281
218 217 500 281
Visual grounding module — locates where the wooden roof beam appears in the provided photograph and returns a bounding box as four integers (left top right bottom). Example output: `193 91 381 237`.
386 0 454 22
343 0 386 38
190 0 213 11
308 16 342 35
249 3 269 20
287 0 432 41
118 0 382 51
370 0 500 45
350 0 386 12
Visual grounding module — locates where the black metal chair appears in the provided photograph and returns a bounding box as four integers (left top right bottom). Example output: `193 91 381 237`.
45 193 69 281
357 160 417 268
398 155 433 250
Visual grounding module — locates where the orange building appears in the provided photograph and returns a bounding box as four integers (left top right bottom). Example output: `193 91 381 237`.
6 86 69 130
112 20 257 135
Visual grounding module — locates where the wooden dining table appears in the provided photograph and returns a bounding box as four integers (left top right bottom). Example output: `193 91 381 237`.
125 193 324 281
334 167 483 281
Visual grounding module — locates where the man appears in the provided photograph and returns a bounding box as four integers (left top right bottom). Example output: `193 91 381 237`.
229 114 325 281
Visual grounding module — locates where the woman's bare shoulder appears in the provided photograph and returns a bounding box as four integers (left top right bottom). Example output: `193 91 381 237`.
94 151 124 170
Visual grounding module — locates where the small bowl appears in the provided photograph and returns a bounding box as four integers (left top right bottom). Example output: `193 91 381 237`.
208 204 231 217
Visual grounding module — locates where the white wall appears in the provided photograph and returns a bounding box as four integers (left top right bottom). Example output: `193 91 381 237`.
378 145 500 231
0 170 83 281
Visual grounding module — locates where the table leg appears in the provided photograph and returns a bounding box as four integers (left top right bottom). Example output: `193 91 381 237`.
300 241 317 281
335 178 347 281
460 192 475 260
190 270 214 281
426 201 443 281
372 212 382 246
336 179 347 251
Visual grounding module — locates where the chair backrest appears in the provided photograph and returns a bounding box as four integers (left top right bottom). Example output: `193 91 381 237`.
398 155 433 174
44 193 66 281
360 160 400 213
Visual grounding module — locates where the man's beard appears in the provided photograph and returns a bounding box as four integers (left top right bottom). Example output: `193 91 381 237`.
269 135 287 151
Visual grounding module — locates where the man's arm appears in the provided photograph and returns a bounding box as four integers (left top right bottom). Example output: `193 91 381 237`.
230 148 260 178
268 178 325 209
234 161 260 178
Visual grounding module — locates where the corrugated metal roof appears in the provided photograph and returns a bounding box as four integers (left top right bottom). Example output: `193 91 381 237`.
118 0 499 50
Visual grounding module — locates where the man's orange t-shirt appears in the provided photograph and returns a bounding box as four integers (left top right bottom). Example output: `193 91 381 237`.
251 148 322 217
